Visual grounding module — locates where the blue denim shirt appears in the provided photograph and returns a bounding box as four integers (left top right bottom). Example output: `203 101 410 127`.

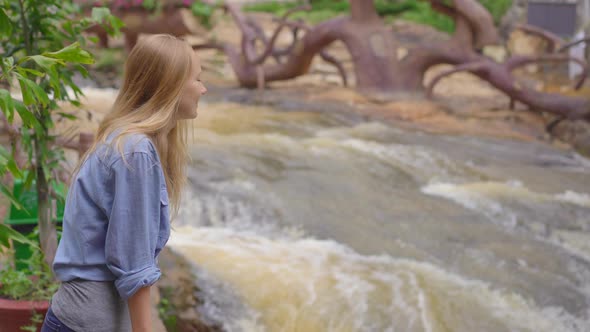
52 133 171 300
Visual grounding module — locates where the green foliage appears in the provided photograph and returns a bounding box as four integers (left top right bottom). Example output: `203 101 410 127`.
0 226 59 301
0 8 12 38
92 48 123 71
191 2 216 29
133 0 217 29
157 286 179 332
0 0 120 300
90 7 125 35
478 0 512 24
244 0 513 32
19 311 43 332
0 224 38 249
0 249 58 300
243 0 343 23
399 1 455 32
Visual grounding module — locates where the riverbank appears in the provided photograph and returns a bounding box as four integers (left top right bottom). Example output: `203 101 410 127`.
194 11 589 155
78 10 589 156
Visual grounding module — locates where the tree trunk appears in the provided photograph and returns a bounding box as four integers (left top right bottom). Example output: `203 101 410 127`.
35 135 57 270
350 0 379 23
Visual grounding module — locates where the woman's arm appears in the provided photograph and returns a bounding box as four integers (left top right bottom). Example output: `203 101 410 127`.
104 148 165 329
128 285 153 332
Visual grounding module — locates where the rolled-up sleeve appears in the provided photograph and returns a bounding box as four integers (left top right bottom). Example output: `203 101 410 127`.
105 152 163 300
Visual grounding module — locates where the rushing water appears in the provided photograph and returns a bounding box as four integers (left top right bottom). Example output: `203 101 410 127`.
165 100 590 332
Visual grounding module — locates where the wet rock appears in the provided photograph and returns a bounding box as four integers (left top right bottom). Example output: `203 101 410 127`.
553 120 590 156
157 247 222 332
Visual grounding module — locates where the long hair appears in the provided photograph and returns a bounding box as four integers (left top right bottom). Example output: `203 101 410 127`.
77 34 194 218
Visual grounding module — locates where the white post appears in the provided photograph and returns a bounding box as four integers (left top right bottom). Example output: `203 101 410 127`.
569 30 585 79
581 0 590 27
570 0 589 79
584 0 590 59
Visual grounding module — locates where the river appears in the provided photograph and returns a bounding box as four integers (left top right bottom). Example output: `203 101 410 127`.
165 96 590 332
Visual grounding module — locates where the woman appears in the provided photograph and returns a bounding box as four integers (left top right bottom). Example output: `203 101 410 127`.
41 34 207 332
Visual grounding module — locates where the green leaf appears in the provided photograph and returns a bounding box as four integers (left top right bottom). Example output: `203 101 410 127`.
14 101 40 130
57 112 77 120
17 77 35 106
17 67 45 77
29 55 64 71
0 145 9 164
16 75 50 107
0 224 39 249
30 84 50 108
0 89 14 117
192 3 213 17
91 7 111 23
62 20 74 36
0 8 12 38
0 184 24 211
46 67 61 99
3 57 14 68
74 63 89 78
6 159 23 179
23 169 35 189
0 57 14 79
44 42 94 65
63 74 83 99
19 130 33 161
108 16 125 35
51 180 67 202
90 7 124 35
68 100 81 107
143 0 157 10
0 229 8 248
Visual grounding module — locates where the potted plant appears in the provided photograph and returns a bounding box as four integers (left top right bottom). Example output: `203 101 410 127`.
0 0 122 330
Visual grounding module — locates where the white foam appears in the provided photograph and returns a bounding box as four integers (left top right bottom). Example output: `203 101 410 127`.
421 182 519 227
555 191 590 207
168 225 588 332
422 181 590 209
421 181 590 263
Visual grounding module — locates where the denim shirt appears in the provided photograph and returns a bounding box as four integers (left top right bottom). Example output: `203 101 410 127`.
52 133 171 300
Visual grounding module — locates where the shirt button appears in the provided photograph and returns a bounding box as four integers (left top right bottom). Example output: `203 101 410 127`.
143 279 148 284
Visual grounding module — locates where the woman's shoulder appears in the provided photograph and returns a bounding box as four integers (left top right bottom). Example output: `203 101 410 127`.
120 133 156 156
99 132 159 167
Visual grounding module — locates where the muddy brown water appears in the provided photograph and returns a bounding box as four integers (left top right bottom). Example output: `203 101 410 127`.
159 95 590 332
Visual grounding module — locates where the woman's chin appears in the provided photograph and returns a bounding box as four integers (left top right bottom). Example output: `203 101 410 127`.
179 107 198 120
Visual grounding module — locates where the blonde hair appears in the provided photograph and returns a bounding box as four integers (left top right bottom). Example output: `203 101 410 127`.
77 34 195 218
